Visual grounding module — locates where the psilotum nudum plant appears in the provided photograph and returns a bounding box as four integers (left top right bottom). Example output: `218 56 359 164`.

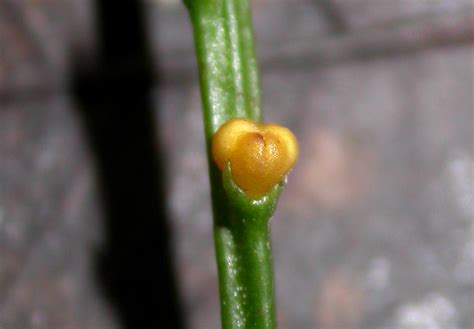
184 1 299 328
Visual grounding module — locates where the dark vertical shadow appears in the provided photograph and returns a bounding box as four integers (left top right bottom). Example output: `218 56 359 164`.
71 1 185 328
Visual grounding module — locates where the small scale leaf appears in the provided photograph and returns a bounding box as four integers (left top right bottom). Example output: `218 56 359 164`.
222 161 282 220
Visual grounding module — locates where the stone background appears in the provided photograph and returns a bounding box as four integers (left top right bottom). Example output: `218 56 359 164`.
0 0 473 328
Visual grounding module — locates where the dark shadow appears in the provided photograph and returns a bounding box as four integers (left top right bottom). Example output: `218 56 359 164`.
311 0 348 34
71 1 185 328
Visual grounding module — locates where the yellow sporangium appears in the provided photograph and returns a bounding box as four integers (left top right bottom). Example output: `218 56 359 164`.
212 118 299 198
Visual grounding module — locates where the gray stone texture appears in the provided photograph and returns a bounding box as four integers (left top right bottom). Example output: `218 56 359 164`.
1 0 473 328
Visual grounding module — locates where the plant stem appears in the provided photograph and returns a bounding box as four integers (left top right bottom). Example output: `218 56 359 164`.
185 1 279 328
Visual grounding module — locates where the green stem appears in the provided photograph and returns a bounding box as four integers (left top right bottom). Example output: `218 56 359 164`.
185 1 279 329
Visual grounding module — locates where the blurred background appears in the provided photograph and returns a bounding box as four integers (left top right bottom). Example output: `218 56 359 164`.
0 0 473 328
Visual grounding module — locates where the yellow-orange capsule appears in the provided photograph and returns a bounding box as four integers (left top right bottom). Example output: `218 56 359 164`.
212 118 298 198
